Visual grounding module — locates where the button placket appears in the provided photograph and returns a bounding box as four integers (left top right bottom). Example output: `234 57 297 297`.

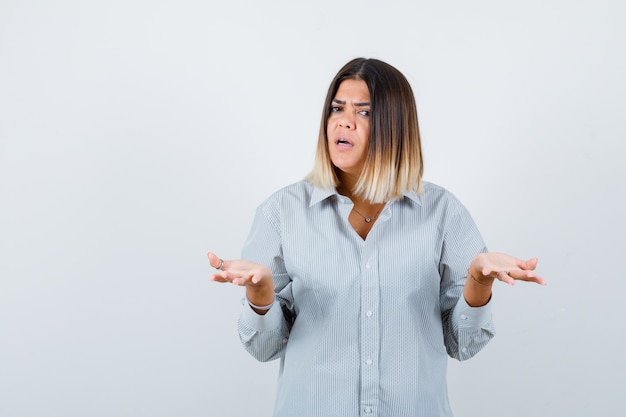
360 241 380 417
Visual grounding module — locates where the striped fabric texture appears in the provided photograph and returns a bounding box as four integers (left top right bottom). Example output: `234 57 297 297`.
238 180 495 417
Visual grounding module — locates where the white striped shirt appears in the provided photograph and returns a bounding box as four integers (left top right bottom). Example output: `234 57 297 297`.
238 180 495 417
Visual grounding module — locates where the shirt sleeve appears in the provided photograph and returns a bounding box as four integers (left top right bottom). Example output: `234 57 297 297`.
438 199 496 361
237 201 295 362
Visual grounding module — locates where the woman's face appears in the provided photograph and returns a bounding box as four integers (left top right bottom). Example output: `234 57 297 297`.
326 79 371 178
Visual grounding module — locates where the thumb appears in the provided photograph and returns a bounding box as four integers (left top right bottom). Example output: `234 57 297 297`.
207 252 223 269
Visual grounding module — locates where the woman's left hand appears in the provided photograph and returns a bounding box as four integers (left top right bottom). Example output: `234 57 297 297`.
469 252 547 286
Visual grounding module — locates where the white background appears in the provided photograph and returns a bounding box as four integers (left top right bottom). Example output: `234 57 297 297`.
1 0 624 416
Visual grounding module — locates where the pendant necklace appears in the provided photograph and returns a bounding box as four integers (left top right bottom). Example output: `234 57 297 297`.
352 205 383 223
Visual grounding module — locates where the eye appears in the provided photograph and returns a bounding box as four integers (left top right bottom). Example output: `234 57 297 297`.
358 110 370 117
330 106 342 113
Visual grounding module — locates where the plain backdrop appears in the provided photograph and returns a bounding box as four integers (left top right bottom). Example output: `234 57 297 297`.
1 0 625 416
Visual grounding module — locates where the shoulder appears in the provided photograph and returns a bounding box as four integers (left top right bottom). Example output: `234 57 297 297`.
415 181 466 212
408 181 478 232
256 179 326 218
252 180 329 233
260 180 317 206
419 182 481 236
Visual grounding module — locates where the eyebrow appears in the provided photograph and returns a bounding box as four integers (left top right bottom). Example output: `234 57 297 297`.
332 99 371 107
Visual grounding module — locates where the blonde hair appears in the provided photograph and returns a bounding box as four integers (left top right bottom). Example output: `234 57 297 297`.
307 58 424 203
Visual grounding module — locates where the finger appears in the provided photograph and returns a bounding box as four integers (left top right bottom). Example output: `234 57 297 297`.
211 270 251 285
503 268 547 286
481 266 495 278
517 257 538 271
231 273 254 286
211 269 251 286
482 267 514 285
250 271 264 285
510 269 547 285
209 271 231 283
482 266 512 283
520 275 547 285
495 270 516 286
207 252 223 269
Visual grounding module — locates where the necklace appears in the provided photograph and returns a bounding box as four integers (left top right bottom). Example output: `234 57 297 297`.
352 205 383 223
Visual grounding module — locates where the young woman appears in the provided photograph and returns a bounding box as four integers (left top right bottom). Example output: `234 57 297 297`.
209 58 545 417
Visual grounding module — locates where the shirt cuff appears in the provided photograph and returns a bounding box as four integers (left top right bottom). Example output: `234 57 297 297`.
455 296 493 329
240 297 284 331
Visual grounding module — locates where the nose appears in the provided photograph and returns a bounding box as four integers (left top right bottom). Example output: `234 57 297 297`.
338 113 355 130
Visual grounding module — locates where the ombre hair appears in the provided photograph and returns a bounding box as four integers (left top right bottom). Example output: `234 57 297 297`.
307 58 424 203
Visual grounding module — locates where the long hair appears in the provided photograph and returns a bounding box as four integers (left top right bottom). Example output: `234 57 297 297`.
307 58 423 203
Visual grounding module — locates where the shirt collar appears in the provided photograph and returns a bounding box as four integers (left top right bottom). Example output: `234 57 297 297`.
310 186 337 207
404 190 423 206
309 184 423 207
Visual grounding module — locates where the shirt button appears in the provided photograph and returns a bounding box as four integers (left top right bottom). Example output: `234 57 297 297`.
365 263 371 269
364 406 372 414
460 314 468 320
461 348 468 354
366 310 372 317
366 359 372 365
282 338 288 343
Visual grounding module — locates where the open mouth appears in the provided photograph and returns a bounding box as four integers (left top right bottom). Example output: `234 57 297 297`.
336 138 353 146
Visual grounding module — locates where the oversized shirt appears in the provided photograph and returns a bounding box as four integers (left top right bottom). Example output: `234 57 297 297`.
238 180 495 417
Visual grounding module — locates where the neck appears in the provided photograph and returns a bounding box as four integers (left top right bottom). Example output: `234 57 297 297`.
338 170 357 188
336 173 362 202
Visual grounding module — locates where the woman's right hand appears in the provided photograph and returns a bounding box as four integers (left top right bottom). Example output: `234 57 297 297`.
207 252 273 288
208 252 275 313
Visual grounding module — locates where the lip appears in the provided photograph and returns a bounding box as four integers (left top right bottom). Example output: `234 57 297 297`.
334 137 354 148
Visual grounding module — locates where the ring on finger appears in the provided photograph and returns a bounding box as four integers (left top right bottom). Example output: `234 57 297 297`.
215 258 224 270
